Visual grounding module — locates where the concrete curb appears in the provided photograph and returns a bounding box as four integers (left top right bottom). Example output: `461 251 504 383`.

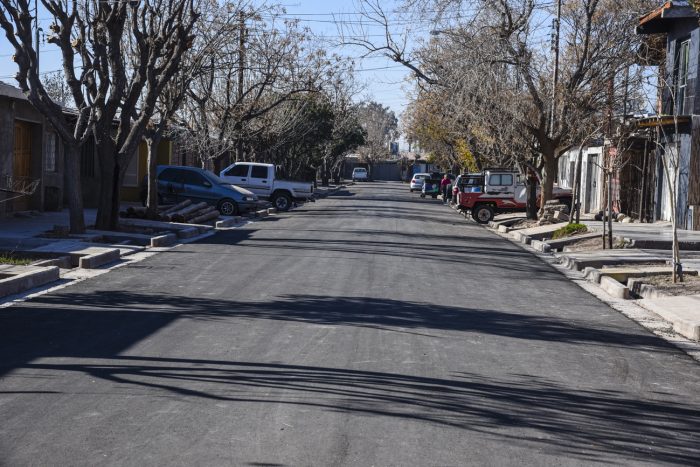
628 278 670 300
150 233 177 247
599 276 630 299
78 248 121 269
639 297 700 341
0 266 60 298
215 216 243 229
176 227 199 239
462 217 700 362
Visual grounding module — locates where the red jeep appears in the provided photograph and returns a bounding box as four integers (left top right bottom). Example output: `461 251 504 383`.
456 169 572 224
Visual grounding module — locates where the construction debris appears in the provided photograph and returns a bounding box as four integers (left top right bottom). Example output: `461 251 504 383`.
121 199 221 224
537 200 570 226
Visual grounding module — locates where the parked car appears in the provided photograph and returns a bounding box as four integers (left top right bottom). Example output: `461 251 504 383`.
141 165 259 216
410 173 431 192
456 169 572 224
452 173 484 202
219 162 314 211
352 167 369 182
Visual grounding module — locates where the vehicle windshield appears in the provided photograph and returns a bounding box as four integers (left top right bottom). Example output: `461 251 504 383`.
206 171 230 185
354 168 367 173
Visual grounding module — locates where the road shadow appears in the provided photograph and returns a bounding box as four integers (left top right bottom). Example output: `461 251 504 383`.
8 354 700 465
1 291 676 381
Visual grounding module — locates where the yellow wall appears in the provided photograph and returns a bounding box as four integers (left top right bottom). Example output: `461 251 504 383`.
121 140 172 203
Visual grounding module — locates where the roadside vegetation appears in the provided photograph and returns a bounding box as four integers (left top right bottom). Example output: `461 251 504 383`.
0 255 32 266
552 223 588 240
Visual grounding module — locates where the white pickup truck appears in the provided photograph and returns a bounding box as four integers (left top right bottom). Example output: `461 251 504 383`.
219 162 314 211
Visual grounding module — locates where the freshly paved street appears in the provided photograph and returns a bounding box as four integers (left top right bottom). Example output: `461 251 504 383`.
1 182 700 466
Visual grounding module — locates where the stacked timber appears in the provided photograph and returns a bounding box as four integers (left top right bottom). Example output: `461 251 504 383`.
121 199 220 224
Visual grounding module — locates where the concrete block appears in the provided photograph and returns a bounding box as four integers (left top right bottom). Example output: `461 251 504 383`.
583 267 602 283
600 276 630 299
150 233 177 247
640 295 700 341
530 239 551 253
553 211 569 222
78 248 120 269
498 225 511 233
267 208 277 214
256 210 269 218
628 278 669 300
0 265 60 298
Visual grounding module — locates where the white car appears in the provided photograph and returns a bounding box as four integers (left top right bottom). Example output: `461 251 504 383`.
352 167 369 182
219 162 314 212
410 173 431 192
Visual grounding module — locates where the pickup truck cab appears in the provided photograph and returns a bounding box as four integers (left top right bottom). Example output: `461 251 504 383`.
352 167 369 181
219 162 314 211
457 169 571 224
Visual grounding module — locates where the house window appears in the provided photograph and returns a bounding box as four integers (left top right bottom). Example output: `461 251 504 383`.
674 39 690 115
45 132 58 172
123 155 139 187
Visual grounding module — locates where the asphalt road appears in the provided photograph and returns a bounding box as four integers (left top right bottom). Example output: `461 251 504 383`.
2 182 700 466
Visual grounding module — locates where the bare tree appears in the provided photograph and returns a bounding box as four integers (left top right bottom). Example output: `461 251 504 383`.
346 0 653 211
356 101 398 177
0 0 199 231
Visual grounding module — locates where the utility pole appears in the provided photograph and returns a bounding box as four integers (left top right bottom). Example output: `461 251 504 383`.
236 10 246 162
35 0 39 72
548 0 562 137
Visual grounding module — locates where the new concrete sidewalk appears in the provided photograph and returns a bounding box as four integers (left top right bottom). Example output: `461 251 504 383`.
0 209 97 241
582 219 700 249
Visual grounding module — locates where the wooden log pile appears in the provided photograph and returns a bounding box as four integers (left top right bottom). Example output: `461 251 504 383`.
120 199 221 224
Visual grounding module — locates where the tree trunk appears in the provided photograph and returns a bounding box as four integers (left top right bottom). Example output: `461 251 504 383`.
526 171 538 220
146 135 162 217
64 142 86 234
322 156 330 186
94 140 119 231
540 151 557 214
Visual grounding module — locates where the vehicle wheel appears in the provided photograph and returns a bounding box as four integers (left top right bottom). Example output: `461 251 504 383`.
217 198 239 216
272 192 292 211
472 205 494 224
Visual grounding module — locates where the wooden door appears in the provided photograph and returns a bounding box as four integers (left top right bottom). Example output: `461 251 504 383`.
13 121 32 211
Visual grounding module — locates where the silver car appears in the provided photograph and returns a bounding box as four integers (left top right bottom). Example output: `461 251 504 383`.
410 173 430 192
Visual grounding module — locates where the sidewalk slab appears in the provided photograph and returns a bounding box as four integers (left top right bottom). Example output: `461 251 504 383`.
639 295 700 341
31 242 121 269
531 232 602 253
556 249 669 271
597 266 697 284
510 223 564 245
120 218 213 234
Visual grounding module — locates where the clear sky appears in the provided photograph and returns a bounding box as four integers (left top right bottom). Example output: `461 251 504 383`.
0 0 433 147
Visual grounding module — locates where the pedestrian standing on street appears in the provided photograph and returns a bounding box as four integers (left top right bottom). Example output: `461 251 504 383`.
440 174 451 204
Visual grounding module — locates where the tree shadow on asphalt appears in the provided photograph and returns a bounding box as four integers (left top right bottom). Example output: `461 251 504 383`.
197 230 556 276
8 353 700 465
0 291 679 375
2 290 700 463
